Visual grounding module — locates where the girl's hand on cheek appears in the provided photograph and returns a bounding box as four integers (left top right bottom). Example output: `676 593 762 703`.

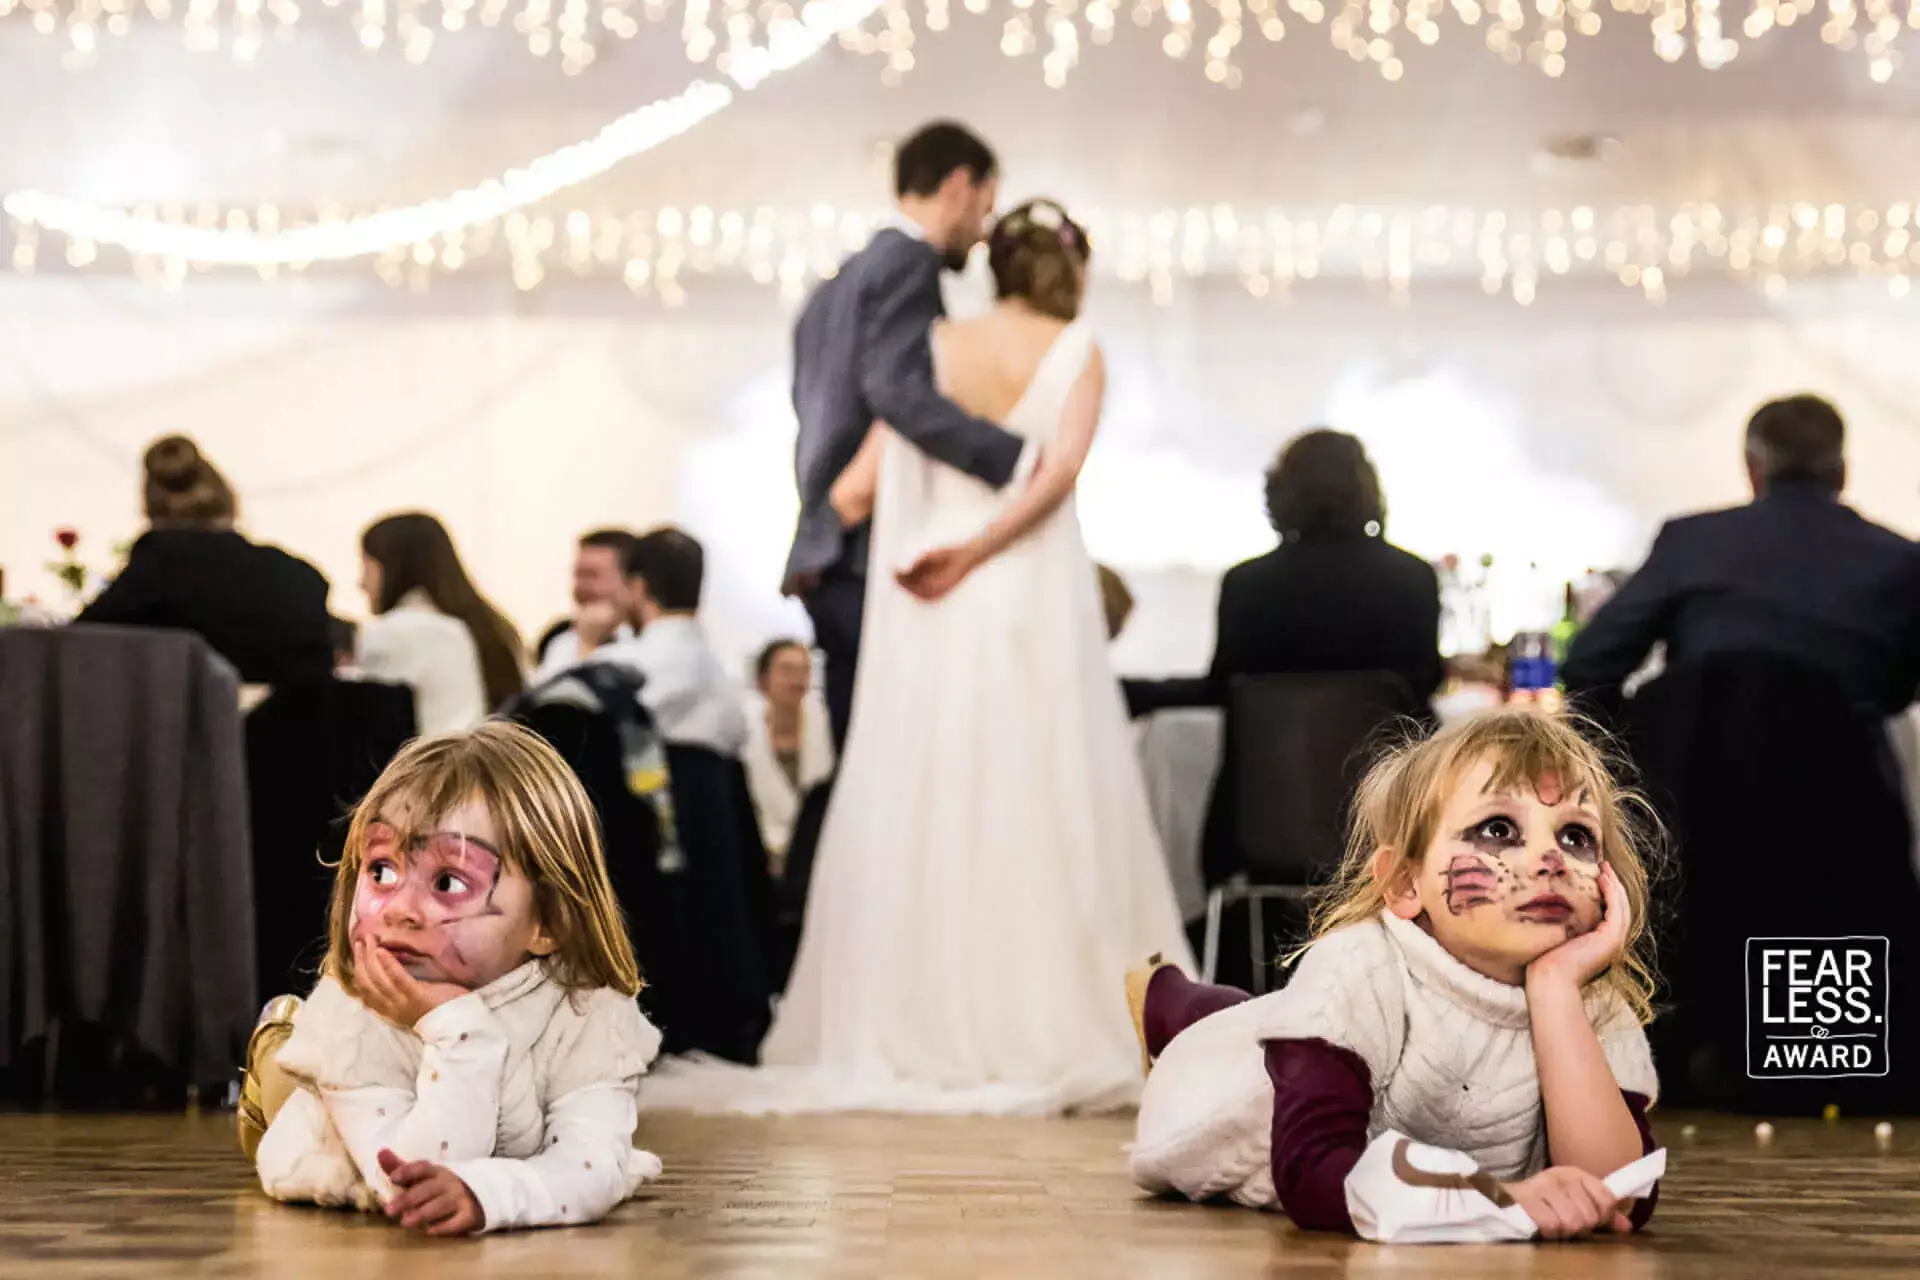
353 938 471 1028
1525 863 1630 993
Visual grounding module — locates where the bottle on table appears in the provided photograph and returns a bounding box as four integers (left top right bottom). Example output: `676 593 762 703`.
1507 631 1561 707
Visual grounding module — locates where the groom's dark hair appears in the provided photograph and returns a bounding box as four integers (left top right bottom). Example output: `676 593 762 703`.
895 122 997 199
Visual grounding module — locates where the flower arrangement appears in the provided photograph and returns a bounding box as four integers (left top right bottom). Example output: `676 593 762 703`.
47 528 87 600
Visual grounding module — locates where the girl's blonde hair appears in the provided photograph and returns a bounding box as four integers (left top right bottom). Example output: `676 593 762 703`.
323 720 642 997
1307 707 1662 1023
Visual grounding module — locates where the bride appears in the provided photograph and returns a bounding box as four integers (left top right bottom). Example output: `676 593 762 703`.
643 200 1195 1115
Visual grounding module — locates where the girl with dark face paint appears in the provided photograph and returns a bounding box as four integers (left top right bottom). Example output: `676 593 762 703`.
1128 708 1667 1242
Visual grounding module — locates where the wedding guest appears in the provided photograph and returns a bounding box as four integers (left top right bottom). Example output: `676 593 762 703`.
741 639 836 875
582 527 748 756
1565 394 1920 719
1197 429 1441 892
1208 429 1442 707
77 434 333 685
357 513 526 734
532 528 637 682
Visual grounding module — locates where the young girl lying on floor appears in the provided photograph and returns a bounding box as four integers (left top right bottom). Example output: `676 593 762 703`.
1128 707 1663 1241
238 720 663 1235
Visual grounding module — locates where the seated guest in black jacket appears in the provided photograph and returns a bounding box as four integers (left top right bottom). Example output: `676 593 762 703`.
1196 429 1441 898
1564 394 1920 719
77 435 333 686
1208 428 1443 709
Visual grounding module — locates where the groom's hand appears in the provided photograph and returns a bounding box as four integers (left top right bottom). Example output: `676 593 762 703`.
829 476 874 530
896 545 981 602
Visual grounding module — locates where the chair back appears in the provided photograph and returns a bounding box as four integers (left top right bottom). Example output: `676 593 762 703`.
510 700 662 948
246 678 415 1000
769 778 833 992
1624 651 1919 1110
1227 671 1418 889
663 744 773 1063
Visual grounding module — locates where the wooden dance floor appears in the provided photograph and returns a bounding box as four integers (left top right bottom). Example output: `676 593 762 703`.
1 1109 1916 1277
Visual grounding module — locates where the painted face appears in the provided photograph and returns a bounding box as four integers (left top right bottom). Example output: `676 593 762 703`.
349 795 551 989
1388 759 1606 985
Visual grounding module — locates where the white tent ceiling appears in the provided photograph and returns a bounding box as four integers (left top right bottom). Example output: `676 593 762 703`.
4 10 1920 217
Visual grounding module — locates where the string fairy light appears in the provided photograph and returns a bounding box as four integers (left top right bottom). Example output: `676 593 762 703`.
0 0 881 266
9 197 1918 306
7 0 1919 78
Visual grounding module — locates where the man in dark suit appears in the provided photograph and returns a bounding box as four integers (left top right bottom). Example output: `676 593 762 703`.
784 121 1034 751
1565 394 1920 718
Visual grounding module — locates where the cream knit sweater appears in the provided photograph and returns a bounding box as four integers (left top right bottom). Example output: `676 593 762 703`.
1131 912 1658 1210
256 959 664 1232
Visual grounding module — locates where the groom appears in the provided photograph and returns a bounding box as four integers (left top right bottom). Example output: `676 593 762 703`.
784 120 1036 752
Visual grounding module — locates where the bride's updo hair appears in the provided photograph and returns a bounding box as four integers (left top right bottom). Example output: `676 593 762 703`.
988 200 1091 322
143 434 236 526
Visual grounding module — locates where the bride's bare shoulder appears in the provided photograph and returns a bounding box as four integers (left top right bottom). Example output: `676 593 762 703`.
933 312 998 347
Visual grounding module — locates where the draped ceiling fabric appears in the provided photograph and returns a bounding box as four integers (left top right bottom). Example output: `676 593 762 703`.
5 274 1920 678
10 0 1920 675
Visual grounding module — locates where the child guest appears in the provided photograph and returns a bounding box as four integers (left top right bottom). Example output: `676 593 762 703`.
238 721 662 1235
1128 708 1662 1239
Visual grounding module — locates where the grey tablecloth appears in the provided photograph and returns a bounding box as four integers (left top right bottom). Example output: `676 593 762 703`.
1135 709 1221 923
0 625 257 1084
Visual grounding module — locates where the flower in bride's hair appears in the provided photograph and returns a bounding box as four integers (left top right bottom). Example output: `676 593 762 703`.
1027 203 1064 231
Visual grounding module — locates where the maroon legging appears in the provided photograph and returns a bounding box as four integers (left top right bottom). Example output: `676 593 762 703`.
1142 964 1250 1058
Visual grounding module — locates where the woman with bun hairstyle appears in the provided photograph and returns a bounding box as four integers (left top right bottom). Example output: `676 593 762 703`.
77 434 333 685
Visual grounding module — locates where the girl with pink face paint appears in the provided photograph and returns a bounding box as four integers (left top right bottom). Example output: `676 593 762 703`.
237 722 664 1237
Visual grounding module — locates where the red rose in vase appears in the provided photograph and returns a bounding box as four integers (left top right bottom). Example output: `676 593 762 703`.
48 528 87 600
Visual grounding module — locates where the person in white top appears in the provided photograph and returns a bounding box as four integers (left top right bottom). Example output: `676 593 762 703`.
531 528 637 684
356 513 527 735
1127 708 1662 1242
579 527 748 758
239 722 664 1235
740 639 836 874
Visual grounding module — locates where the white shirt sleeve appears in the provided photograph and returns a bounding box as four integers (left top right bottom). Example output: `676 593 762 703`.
532 629 582 685
445 1084 644 1233
1344 1128 1668 1244
354 616 412 688
316 994 510 1202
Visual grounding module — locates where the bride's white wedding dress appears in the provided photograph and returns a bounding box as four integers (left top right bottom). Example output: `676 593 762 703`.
640 320 1195 1115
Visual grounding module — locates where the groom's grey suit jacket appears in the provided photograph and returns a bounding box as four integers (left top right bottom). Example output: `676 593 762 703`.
784 227 1027 590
